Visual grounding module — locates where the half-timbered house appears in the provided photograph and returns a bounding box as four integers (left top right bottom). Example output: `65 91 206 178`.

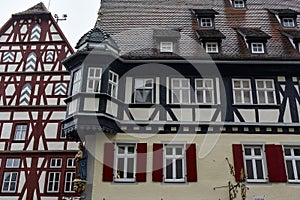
62 0 300 199
0 3 79 200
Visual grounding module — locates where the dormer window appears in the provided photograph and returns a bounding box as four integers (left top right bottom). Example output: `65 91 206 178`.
282 18 295 27
251 43 264 54
200 18 213 27
205 42 219 53
233 0 246 8
160 42 173 53
280 30 300 53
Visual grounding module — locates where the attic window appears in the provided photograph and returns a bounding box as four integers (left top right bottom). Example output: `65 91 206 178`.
205 42 219 53
282 18 295 27
233 0 245 8
200 18 213 27
192 9 219 29
280 30 300 53
160 42 173 53
251 43 264 54
269 9 299 28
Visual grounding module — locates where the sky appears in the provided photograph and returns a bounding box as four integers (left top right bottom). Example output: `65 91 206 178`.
0 0 100 48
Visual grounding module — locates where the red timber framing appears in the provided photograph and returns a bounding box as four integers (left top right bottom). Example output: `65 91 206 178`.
0 3 78 199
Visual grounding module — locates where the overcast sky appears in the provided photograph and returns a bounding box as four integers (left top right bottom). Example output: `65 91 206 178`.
0 0 100 48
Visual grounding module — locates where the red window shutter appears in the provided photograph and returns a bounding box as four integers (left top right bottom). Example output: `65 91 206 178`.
152 143 163 182
102 143 114 181
232 144 245 182
186 143 197 182
136 143 147 182
265 144 287 182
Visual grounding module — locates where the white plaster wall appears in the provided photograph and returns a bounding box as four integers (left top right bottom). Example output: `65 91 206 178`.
44 123 58 139
0 112 11 120
259 109 279 123
129 108 155 121
83 97 99 111
106 100 118 117
125 77 133 103
11 143 24 150
1 123 12 139
195 108 216 122
13 112 30 120
47 142 64 150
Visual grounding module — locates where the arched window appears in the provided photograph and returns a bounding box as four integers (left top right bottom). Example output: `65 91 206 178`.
25 52 37 72
30 24 41 41
20 83 32 106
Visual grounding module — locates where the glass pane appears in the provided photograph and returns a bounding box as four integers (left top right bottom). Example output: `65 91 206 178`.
118 146 125 154
206 90 212 103
144 90 152 103
245 148 251 156
256 160 264 179
128 146 135 154
258 91 265 103
89 68 94 77
294 149 300 156
182 90 189 103
3 182 9 191
172 80 180 88
197 91 204 103
172 91 180 103
286 160 295 180
204 80 212 88
7 159 12 167
196 80 203 88
176 159 183 179
243 81 250 88
117 158 124 178
166 159 173 179
181 80 189 88
10 182 16 191
234 81 240 88
135 79 144 88
49 182 53 191
176 148 182 155
49 173 54 181
246 160 254 179
285 148 291 156
12 173 17 180
267 91 275 103
54 182 58 191
296 160 300 178
244 91 251 103
235 91 242 103
4 173 11 181
266 81 273 88
145 80 152 87
256 81 264 88
127 158 134 179
254 148 261 156
166 148 173 155
95 69 101 77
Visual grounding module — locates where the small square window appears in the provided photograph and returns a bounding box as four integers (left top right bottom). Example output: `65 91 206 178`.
160 42 173 53
13 124 27 141
50 158 62 168
6 158 20 168
2 172 18 192
200 18 213 27
251 43 264 54
205 42 219 53
134 78 154 103
282 18 295 27
232 79 252 104
195 78 214 104
233 0 245 8
67 158 76 168
171 78 190 104
86 67 102 93
255 79 276 104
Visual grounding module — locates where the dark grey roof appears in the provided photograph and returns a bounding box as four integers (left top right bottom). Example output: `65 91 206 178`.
192 9 219 16
236 28 271 39
75 26 110 49
153 29 181 38
13 2 50 16
196 29 226 40
269 9 300 16
281 30 300 40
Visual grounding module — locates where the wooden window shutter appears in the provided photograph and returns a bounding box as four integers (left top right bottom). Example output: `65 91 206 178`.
136 143 147 182
152 143 163 182
186 143 197 182
102 143 114 181
232 144 245 182
265 144 287 182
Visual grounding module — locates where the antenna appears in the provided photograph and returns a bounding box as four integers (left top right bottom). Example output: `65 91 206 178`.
54 14 68 23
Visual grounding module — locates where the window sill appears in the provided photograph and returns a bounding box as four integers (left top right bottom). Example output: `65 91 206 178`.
113 178 136 183
287 180 300 184
246 179 268 184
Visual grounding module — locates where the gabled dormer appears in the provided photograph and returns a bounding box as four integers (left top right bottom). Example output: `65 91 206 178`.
153 29 181 53
280 30 300 53
236 28 271 54
230 0 247 9
269 9 300 28
192 9 219 29
196 29 226 53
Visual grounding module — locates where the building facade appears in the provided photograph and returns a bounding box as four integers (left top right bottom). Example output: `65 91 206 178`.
0 3 79 200
62 0 300 199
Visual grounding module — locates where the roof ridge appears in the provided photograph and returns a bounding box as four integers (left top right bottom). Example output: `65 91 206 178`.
13 2 50 16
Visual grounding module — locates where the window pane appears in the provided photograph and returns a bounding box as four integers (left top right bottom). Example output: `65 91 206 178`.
245 148 251 156
267 91 275 103
127 158 134 178
234 81 240 88
117 158 124 178
246 160 254 179
256 81 264 88
243 81 250 88
244 91 251 103
173 80 180 88
286 160 295 180
235 91 242 103
256 160 264 179
166 159 173 179
296 160 300 179
294 149 300 156
176 148 182 155
182 90 189 103
206 90 213 103
285 148 291 156
254 148 261 156
172 91 180 103
196 80 203 88
10 182 16 191
258 91 265 103
166 148 172 155
118 146 125 154
128 146 135 154
197 91 204 103
176 159 183 179
182 80 189 88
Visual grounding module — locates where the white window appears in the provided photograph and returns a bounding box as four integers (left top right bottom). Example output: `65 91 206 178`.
282 18 295 27
164 144 185 182
64 172 75 192
171 78 190 104
134 78 154 103
72 69 82 95
13 124 27 141
243 145 267 182
251 43 264 54
255 79 276 104
67 158 76 168
47 172 60 192
232 79 252 104
6 158 20 168
195 78 214 104
114 143 136 182
50 158 62 168
200 18 213 27
108 70 119 98
233 0 245 8
2 172 18 192
160 42 173 53
205 42 219 53
87 67 102 93
284 146 300 182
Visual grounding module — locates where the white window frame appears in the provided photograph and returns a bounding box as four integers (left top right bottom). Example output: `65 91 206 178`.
67 158 76 168
64 172 75 193
284 146 300 183
251 42 264 54
195 78 214 104
114 143 137 182
233 0 245 8
205 42 219 53
171 78 191 104
134 78 154 104
72 69 82 95
50 158 62 168
232 79 252 104
47 172 60 193
163 144 186 183
1 172 18 193
243 145 267 183
200 18 213 27
108 70 119 98
160 42 173 53
6 158 20 168
282 18 295 27
86 67 102 93
13 124 27 141
255 79 276 104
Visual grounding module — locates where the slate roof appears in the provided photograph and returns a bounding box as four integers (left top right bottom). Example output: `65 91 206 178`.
76 26 110 48
96 0 300 60
269 9 300 16
196 29 226 40
236 28 271 39
281 30 300 40
13 2 50 16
